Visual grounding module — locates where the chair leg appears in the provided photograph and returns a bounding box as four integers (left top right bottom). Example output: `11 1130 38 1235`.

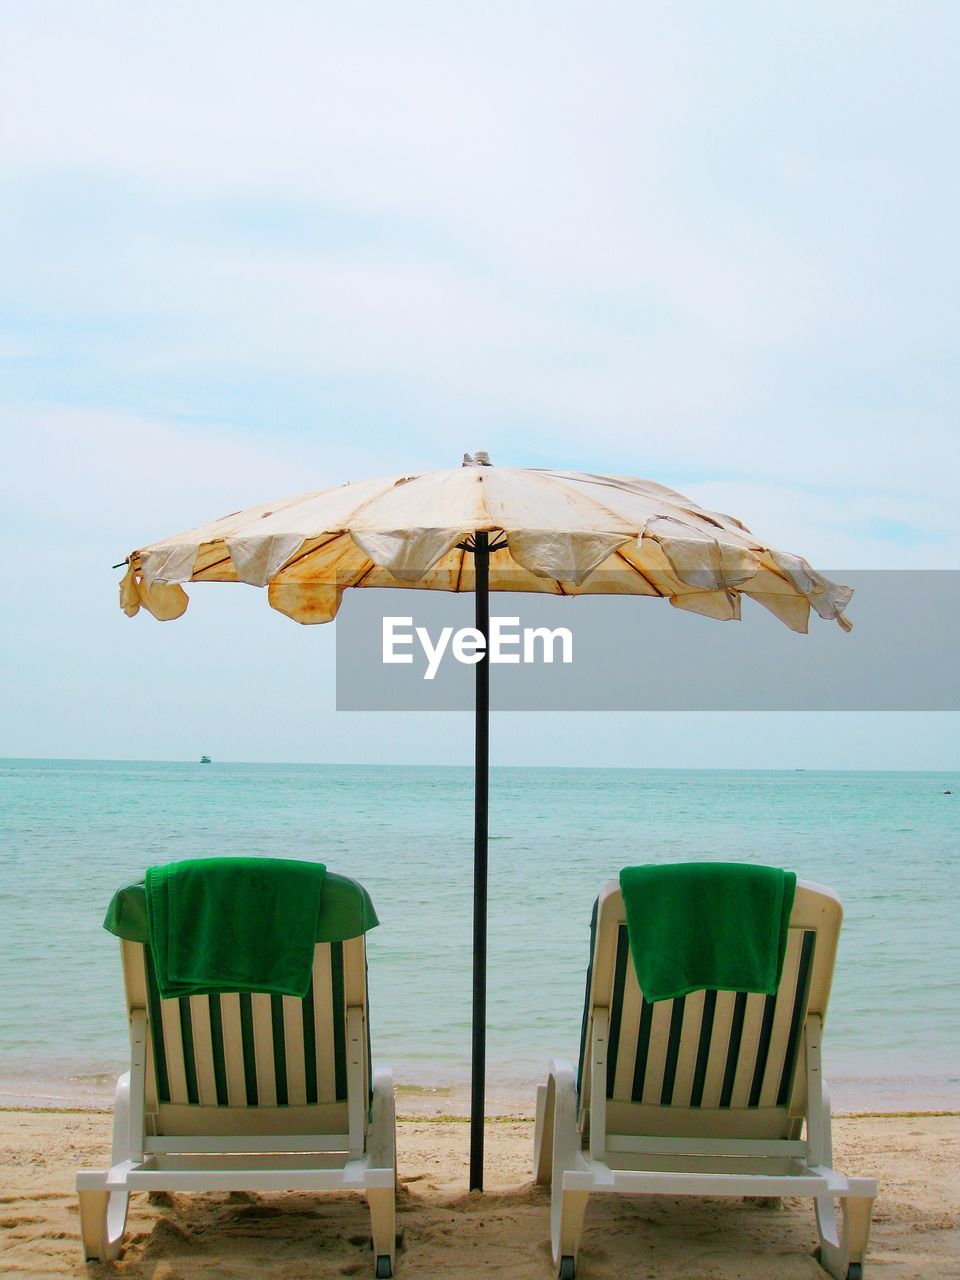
552 1186 589 1276
816 1192 875 1279
78 1188 130 1262
367 1186 395 1277
534 1081 554 1186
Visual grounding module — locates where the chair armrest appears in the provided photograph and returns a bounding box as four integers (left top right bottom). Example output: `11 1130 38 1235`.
367 1066 396 1172
534 1059 579 1185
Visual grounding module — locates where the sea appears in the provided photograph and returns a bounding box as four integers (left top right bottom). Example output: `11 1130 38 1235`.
1 758 957 1113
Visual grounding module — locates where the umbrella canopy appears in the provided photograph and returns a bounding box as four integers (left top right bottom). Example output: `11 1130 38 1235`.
119 457 852 633
117 455 852 1190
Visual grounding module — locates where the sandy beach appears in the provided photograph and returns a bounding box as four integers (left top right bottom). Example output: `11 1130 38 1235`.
1 1107 957 1279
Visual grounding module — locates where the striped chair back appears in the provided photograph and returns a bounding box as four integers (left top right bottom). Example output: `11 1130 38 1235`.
579 879 842 1141
119 934 369 1136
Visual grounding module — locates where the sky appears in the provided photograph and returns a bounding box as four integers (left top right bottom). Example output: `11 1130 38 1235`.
1 1 958 769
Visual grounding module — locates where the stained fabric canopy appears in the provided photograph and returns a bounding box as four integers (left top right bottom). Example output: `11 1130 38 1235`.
118 460 853 633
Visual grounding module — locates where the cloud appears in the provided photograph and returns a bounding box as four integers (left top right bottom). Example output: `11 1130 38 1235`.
681 479 960 569
2 175 955 510
1 3 958 609
0 404 410 545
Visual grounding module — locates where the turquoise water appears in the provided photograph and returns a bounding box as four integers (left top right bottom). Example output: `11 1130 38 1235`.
0 759 957 1110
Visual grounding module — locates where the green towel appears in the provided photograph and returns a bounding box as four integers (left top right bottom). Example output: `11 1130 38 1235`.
103 871 378 945
145 857 327 999
619 862 797 1003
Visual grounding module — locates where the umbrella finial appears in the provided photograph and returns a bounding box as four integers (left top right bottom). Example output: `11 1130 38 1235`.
463 451 491 467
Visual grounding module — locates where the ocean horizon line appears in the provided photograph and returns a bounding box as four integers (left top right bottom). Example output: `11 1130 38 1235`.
2 755 958 775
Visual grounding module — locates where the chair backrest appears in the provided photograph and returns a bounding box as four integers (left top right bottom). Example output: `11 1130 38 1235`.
578 878 842 1142
119 933 369 1138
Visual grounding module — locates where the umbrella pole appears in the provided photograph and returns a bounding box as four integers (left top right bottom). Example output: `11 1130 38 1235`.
469 530 490 1192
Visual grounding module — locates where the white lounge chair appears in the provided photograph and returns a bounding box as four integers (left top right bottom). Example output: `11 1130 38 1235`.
534 877 876 1279
77 873 397 1276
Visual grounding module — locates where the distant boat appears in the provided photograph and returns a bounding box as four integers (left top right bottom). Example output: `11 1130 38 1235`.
200 755 212 764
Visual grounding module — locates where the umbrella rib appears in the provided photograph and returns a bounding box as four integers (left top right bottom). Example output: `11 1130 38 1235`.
191 551 234 579
269 531 350 575
614 547 665 597
186 531 347 581
455 545 466 593
349 561 378 589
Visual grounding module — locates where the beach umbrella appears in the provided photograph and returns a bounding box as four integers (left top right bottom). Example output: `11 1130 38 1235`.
117 453 852 1189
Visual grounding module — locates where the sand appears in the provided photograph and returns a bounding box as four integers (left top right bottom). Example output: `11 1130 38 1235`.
1 1109 957 1278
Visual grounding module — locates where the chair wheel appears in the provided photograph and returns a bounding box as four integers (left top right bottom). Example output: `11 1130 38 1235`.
559 1256 576 1279
375 1256 392 1278
846 1267 862 1280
